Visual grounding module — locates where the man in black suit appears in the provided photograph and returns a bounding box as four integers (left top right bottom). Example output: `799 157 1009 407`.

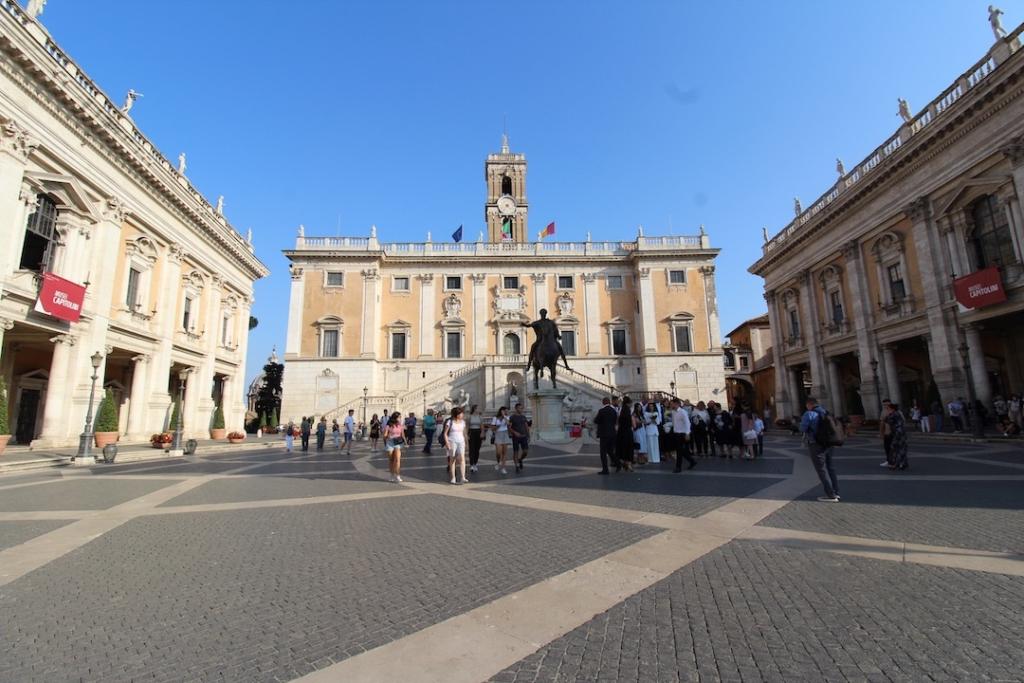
593 397 619 474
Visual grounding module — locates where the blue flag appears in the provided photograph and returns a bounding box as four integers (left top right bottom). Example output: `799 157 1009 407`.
452 224 463 242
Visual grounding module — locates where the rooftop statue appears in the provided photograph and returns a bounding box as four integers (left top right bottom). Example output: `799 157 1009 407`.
836 158 845 176
793 197 802 216
989 5 1007 40
26 0 46 19
897 98 912 123
121 89 142 114
216 196 224 216
177 152 186 175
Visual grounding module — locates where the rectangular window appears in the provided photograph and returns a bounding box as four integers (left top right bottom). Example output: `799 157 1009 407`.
126 268 140 308
607 275 624 290
326 271 344 287
887 264 906 300
503 275 520 290
668 269 686 285
445 275 462 290
221 316 231 345
740 356 749 370
446 331 461 358
391 332 407 359
612 329 627 355
322 329 339 357
788 309 800 338
182 297 193 331
561 330 576 357
393 276 410 292
673 325 691 352
557 275 574 289
830 290 844 324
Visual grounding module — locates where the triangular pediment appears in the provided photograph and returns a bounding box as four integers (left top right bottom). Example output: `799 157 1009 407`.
25 171 99 221
934 174 1011 216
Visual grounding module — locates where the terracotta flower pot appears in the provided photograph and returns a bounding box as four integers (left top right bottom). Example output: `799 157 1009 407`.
210 428 227 440
0 434 10 456
228 436 245 444
94 432 119 448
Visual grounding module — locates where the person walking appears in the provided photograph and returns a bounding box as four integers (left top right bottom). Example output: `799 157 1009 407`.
369 413 381 452
444 406 469 484
948 397 965 433
643 401 662 464
300 416 311 452
878 399 893 467
594 397 618 474
509 403 531 472
884 402 909 471
912 401 929 433
284 420 296 453
385 412 405 482
706 401 719 458
422 409 437 454
754 412 765 457
670 398 696 472
632 403 648 465
691 401 710 456
343 409 356 455
740 406 758 459
467 404 483 473
491 406 512 475
331 419 341 449
1010 394 1023 430
315 417 327 451
715 408 734 458
615 396 636 472
404 412 418 447
930 400 944 433
799 397 840 502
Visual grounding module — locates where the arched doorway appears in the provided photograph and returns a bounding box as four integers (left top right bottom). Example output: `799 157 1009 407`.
505 371 524 407
503 332 521 356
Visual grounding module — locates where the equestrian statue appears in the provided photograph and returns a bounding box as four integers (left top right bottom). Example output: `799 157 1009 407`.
523 308 571 390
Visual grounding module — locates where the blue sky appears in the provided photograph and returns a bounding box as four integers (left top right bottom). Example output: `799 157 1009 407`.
36 0 1021 385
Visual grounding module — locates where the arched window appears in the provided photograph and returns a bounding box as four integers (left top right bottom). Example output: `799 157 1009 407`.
20 195 59 272
969 194 1016 269
503 332 521 356
501 175 513 196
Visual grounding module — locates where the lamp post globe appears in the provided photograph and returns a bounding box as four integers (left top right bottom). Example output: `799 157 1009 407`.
172 368 189 451
362 386 368 423
76 351 105 463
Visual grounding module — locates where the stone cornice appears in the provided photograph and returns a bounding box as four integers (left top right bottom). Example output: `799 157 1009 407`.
0 10 268 281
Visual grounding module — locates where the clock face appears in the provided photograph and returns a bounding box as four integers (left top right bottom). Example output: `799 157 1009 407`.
497 195 516 216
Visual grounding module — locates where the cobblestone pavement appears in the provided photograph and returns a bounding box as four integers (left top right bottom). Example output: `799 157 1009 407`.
0 434 1021 682
491 540 1024 683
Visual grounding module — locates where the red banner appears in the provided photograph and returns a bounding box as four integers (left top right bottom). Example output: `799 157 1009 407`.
34 272 86 322
953 267 1007 309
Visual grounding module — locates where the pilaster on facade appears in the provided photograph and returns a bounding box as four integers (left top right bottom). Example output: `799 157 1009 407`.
699 265 721 351
360 268 381 358
963 324 993 407
797 269 828 400
417 273 435 358
471 273 488 356
636 267 658 353
582 273 601 355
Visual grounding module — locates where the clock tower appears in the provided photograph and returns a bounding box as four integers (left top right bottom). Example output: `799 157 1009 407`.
485 134 528 243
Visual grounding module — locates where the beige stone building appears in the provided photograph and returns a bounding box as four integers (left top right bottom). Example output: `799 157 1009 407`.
0 4 268 447
280 139 726 422
750 24 1024 421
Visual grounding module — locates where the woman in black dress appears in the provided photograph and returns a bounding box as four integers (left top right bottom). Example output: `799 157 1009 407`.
368 413 381 452
615 396 636 472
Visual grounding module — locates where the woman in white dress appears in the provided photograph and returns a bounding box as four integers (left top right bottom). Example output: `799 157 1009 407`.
644 401 662 464
444 406 469 484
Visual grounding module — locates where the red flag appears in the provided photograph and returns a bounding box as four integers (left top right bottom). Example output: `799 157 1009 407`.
539 222 555 239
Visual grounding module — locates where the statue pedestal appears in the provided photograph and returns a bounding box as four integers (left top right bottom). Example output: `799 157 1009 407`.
528 389 571 444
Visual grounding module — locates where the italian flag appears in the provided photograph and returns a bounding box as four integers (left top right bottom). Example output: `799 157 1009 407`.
538 222 555 239
501 217 512 240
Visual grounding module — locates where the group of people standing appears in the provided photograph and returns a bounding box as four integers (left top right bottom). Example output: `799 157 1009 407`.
592 395 766 474
283 410 357 455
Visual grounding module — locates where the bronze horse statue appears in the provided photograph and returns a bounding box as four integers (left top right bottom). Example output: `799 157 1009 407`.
523 309 570 390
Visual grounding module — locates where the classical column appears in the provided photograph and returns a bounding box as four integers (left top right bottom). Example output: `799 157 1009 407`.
360 268 380 357
182 367 200 439
125 354 150 439
827 357 845 416
841 239 881 416
635 267 658 352
285 266 305 357
700 265 721 350
764 290 791 419
35 334 76 445
582 273 600 355
997 184 1024 264
530 273 547 319
0 317 13 358
797 269 829 399
907 198 960 402
1002 137 1024 262
232 295 252 430
963 324 992 408
148 243 184 419
471 273 488 356
0 120 38 285
880 344 902 407
417 274 435 358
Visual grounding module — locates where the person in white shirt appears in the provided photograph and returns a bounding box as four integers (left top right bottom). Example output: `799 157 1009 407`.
444 406 469 484
491 406 512 475
670 398 695 472
643 401 662 464
343 410 356 455
753 415 765 457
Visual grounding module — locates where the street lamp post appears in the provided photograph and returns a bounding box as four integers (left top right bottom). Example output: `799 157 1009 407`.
869 358 882 418
75 351 104 465
669 380 676 398
171 368 189 452
362 386 368 424
422 388 426 416
958 343 985 438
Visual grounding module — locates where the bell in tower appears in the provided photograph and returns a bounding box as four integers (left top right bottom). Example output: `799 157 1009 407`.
484 134 528 243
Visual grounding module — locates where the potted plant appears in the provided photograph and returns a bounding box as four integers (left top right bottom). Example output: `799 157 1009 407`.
0 377 10 456
210 403 226 440
227 430 246 444
150 432 173 449
93 389 120 448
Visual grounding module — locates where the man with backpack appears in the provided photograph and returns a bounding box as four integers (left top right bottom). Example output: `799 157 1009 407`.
799 397 841 502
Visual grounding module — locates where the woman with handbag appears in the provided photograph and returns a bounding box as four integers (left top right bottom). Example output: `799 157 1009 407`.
491 406 511 475
385 412 406 482
740 406 758 459
369 413 381 452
